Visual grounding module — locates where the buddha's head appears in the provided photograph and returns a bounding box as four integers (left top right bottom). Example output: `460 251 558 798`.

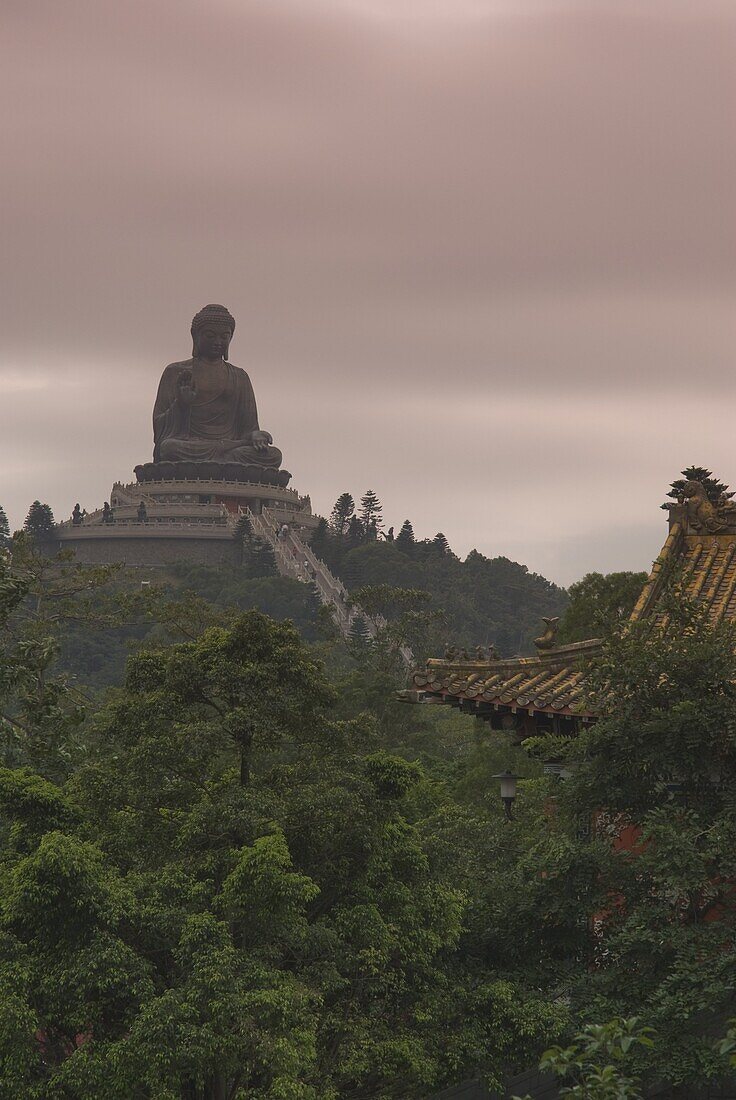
191 304 236 361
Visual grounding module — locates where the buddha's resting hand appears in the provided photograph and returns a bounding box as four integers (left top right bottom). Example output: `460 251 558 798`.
177 370 197 407
252 429 273 453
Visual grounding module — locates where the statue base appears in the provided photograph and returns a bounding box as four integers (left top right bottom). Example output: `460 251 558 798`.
134 461 292 488
57 471 317 568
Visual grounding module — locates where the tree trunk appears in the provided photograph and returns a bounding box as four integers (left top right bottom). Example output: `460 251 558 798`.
239 725 253 787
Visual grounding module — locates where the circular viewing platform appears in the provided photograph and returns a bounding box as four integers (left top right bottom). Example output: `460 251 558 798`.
57 472 319 567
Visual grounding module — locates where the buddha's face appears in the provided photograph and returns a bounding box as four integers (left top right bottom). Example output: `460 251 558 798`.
194 322 233 361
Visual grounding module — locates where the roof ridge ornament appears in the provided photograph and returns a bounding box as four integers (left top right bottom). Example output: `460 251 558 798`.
534 616 560 652
680 480 727 533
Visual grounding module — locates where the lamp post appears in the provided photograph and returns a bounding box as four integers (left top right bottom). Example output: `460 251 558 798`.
492 770 518 820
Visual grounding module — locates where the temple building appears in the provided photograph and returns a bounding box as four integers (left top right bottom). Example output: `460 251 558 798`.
404 476 736 735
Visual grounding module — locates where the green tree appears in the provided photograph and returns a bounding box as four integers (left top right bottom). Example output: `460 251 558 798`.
232 512 252 565
346 515 365 548
0 537 129 778
0 505 10 549
123 610 334 786
309 516 330 559
663 466 733 508
432 532 451 555
348 612 372 650
557 572 648 643
329 492 355 535
249 536 277 578
0 609 527 1098
528 589 736 1086
395 519 416 554
23 501 56 548
305 580 323 622
524 1018 653 1100
359 489 383 531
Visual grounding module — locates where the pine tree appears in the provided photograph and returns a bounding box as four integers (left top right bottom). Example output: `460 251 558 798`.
23 501 56 546
250 538 277 578
305 581 323 621
0 505 10 549
232 514 253 565
359 490 383 531
432 531 450 555
663 466 733 508
348 613 371 649
330 493 355 535
395 520 416 554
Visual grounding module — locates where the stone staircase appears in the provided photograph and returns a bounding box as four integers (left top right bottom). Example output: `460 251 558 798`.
247 507 413 667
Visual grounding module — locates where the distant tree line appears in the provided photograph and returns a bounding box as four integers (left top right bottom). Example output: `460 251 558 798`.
308 490 567 656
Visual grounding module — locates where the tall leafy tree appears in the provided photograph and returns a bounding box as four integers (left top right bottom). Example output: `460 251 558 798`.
329 492 355 535
557 571 648 643
124 610 333 786
0 611 548 1099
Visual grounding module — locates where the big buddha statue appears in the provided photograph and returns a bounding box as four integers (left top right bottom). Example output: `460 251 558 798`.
136 304 289 485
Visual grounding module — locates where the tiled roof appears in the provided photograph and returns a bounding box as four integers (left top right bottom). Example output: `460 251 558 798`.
408 639 600 719
631 519 736 629
407 497 736 722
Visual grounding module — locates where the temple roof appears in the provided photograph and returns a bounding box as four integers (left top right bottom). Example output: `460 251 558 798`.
409 639 600 719
631 520 736 629
405 490 736 723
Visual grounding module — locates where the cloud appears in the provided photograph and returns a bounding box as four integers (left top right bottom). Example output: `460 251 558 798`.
1 0 734 581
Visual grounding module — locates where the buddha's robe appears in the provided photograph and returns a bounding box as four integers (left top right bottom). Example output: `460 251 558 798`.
153 359 282 468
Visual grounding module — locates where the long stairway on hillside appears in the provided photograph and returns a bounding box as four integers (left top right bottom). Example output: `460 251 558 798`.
247 508 413 667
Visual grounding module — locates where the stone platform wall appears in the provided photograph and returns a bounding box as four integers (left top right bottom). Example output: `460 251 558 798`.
59 532 236 567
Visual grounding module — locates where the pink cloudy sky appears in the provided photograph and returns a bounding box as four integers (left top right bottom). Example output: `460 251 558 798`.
2 0 735 584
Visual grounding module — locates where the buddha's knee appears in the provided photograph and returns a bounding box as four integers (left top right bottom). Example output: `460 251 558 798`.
158 439 184 460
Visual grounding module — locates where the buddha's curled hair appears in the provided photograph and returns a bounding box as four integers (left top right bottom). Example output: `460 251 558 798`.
190 304 236 358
